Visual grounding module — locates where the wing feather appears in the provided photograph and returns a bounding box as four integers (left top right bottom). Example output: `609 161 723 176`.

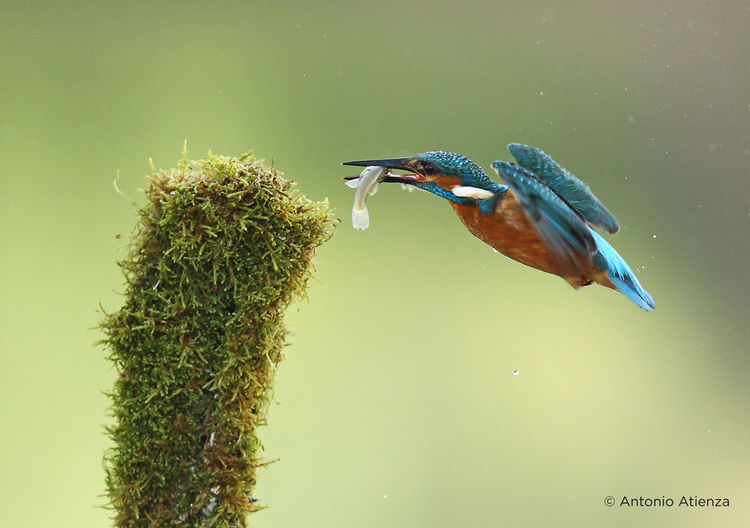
491 161 596 273
507 143 620 233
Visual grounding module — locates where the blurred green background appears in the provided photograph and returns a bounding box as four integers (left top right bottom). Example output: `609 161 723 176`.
1 1 748 527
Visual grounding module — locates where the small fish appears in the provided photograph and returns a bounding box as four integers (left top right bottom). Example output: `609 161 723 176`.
345 165 390 230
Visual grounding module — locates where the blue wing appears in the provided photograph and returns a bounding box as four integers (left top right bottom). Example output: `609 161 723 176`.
491 161 596 273
507 143 620 233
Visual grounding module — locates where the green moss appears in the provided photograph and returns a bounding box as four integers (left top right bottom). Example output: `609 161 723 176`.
101 151 335 527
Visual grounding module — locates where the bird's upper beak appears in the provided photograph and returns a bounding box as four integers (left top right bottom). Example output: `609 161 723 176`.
341 157 427 184
342 157 414 171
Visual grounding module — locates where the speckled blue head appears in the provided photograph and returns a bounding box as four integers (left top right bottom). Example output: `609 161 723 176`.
342 151 506 205
414 151 487 181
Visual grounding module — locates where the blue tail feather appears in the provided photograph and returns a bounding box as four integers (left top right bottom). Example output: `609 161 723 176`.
589 229 655 311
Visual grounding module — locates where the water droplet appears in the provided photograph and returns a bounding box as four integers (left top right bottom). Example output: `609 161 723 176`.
539 90 544 95
383 494 388 499
513 369 519 376
652 234 657 239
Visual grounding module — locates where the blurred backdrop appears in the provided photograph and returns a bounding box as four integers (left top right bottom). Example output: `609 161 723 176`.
1 1 748 527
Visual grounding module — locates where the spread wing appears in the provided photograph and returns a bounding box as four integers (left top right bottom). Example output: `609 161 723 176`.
507 143 619 233
491 161 597 272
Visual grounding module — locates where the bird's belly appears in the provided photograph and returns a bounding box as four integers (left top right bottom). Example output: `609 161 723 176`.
450 198 591 283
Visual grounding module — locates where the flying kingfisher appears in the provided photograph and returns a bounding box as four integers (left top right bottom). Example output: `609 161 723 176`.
343 143 655 311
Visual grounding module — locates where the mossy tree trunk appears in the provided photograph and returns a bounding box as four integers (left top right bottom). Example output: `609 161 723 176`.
101 153 335 527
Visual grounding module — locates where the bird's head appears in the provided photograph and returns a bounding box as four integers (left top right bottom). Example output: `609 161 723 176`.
343 151 502 203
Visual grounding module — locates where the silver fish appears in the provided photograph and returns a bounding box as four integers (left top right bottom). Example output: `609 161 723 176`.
346 165 390 230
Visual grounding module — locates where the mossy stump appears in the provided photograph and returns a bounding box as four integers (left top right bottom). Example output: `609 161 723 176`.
101 152 335 527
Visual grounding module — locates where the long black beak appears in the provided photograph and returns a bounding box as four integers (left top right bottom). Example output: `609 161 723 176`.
341 157 414 172
342 156 425 184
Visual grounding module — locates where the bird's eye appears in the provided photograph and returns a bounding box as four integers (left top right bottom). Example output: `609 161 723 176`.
420 161 436 174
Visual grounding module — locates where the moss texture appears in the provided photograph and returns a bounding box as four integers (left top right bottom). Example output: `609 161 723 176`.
101 152 335 527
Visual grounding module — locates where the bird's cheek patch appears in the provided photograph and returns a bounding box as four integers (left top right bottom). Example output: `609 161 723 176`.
451 185 495 200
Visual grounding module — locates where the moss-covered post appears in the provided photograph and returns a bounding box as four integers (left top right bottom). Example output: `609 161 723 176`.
101 152 335 527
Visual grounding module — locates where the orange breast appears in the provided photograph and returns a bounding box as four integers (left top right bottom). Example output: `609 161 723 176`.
449 192 606 288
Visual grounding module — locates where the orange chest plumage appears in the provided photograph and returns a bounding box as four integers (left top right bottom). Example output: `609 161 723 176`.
449 191 591 282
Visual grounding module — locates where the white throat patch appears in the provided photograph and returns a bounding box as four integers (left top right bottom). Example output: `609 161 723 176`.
451 185 495 200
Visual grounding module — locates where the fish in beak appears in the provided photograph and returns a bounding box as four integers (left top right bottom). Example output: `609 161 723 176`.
341 157 427 230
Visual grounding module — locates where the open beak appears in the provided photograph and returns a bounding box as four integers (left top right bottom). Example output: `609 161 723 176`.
341 157 426 184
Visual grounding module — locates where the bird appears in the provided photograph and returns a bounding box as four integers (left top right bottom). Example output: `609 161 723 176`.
342 144 655 311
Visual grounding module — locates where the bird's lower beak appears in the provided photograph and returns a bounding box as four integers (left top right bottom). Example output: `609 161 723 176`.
341 157 426 183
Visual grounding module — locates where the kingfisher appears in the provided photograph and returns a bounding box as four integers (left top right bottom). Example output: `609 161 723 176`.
342 143 655 311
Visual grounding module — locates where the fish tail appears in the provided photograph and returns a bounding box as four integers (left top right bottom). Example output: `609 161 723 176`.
352 206 369 230
589 229 655 311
